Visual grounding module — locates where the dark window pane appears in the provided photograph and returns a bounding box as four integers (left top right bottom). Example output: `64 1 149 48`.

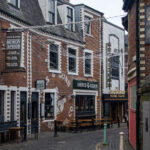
69 48 76 73
67 7 73 30
85 16 91 34
10 0 18 7
111 56 119 79
48 0 55 24
50 44 59 70
45 93 54 120
85 52 92 74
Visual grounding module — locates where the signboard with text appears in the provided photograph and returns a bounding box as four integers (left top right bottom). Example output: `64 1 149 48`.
6 32 22 69
73 80 99 91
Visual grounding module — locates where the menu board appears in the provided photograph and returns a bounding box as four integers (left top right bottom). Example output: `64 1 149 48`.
6 32 22 69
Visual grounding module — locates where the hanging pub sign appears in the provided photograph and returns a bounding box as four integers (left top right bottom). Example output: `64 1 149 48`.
6 32 22 69
35 80 46 90
73 80 99 91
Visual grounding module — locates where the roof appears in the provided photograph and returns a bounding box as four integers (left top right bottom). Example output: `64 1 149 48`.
123 0 135 12
75 4 104 16
0 0 84 44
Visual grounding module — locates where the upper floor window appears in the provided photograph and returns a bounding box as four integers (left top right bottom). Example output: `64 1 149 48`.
85 16 91 34
67 7 73 31
49 42 61 73
84 50 93 76
68 47 78 75
145 6 150 43
8 0 19 8
111 56 119 80
48 0 55 24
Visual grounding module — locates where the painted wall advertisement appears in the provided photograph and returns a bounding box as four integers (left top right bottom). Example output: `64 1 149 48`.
6 32 22 69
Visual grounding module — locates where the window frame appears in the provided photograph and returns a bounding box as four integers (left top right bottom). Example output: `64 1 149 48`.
84 12 93 35
84 49 93 77
67 46 78 75
8 0 20 8
67 7 73 31
48 41 61 74
48 0 55 24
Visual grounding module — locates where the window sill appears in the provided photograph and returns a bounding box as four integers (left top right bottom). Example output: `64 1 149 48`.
49 70 61 74
42 119 55 123
84 74 93 78
8 3 20 9
68 72 78 76
85 33 93 38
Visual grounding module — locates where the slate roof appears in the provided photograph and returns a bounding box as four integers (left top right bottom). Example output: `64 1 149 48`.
0 0 84 44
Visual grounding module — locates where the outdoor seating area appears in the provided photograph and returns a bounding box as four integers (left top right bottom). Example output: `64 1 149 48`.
0 121 25 144
56 118 113 132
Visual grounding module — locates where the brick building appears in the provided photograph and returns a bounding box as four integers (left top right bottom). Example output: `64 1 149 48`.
123 0 150 149
0 0 103 134
102 20 127 123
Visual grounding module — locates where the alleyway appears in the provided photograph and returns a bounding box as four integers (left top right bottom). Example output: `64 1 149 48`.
0 124 134 150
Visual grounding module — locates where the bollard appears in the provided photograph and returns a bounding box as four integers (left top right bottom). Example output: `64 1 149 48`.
103 124 107 145
54 120 58 137
120 132 125 150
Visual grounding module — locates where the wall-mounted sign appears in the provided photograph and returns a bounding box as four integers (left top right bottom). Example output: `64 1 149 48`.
73 80 99 91
6 32 22 69
109 90 125 95
35 80 46 90
103 94 127 101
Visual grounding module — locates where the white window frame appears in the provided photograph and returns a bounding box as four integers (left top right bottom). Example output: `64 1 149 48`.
84 12 93 36
7 0 20 8
48 41 61 74
42 89 57 122
84 49 93 77
67 45 79 76
47 0 57 24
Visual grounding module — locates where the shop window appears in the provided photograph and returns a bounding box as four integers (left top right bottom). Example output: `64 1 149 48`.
75 95 95 117
85 16 91 35
84 50 93 76
11 91 15 121
0 91 4 122
68 48 78 74
8 0 20 8
49 44 59 72
48 0 55 24
45 93 54 120
67 7 73 31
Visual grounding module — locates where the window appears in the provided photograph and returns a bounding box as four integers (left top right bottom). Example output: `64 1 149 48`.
85 16 91 34
67 7 73 31
84 51 93 76
48 0 55 24
8 0 19 8
111 56 119 80
68 47 78 74
75 95 95 117
45 93 54 120
49 43 60 72
145 6 150 43
11 91 15 121
0 91 4 122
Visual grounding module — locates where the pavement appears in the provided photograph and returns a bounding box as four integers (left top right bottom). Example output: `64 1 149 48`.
0 123 134 150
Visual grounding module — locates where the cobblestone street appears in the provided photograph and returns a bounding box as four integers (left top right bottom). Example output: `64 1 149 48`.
0 124 134 150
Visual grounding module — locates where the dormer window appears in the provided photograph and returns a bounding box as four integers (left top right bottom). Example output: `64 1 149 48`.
48 0 55 24
8 0 20 8
85 16 91 34
67 7 73 31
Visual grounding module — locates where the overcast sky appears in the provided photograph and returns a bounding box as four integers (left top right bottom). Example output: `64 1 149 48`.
70 0 126 28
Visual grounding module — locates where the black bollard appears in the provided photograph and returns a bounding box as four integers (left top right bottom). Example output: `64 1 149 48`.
54 120 58 137
75 118 78 133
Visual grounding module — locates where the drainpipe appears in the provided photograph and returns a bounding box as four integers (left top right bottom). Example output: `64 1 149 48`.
136 0 140 150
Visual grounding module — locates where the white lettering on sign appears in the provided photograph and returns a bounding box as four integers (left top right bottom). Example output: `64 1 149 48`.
59 73 71 87
77 82 98 89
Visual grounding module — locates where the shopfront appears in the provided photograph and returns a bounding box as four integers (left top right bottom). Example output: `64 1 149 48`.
73 80 99 119
103 93 128 123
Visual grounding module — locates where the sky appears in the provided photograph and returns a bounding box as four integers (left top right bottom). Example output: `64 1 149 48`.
70 0 126 28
